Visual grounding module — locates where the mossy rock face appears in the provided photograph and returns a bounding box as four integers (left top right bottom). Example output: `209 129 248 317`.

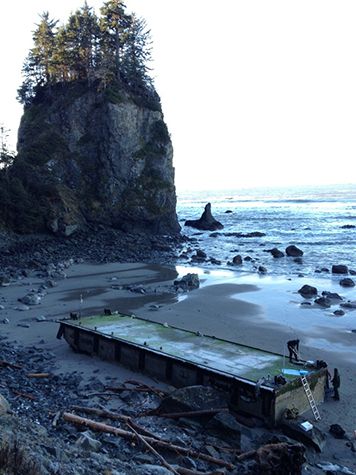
2 80 180 235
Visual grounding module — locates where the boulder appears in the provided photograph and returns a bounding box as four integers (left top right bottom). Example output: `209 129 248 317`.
185 203 223 231
0 394 10 415
332 265 349 274
333 310 345 316
19 293 42 306
329 424 346 439
298 284 318 298
339 278 355 288
50 219 78 237
286 245 303 257
232 255 243 265
270 248 284 258
210 257 221 265
321 291 343 301
314 297 331 308
191 249 207 262
341 300 356 309
173 273 200 291
0 276 10 287
258 266 267 274
75 431 102 452
205 412 241 445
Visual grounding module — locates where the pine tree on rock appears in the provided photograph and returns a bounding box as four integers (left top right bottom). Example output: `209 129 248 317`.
17 1 158 108
64 2 100 81
122 14 153 91
99 0 131 82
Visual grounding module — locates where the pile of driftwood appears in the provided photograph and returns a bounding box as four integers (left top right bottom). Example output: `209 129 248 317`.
0 353 305 475
60 381 305 475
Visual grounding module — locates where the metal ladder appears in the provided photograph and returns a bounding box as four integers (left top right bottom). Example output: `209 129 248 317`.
301 375 321 421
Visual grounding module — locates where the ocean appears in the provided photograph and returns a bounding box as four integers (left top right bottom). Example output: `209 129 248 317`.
176 183 356 278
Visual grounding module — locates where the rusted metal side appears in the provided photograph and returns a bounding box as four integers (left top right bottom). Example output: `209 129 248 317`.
57 320 325 425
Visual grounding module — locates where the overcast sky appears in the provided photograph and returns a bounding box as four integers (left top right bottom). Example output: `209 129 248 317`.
1 1 356 191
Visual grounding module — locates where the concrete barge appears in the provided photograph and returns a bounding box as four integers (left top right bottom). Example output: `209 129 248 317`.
57 312 326 425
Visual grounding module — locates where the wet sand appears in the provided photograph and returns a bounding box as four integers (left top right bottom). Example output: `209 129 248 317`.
1 261 356 470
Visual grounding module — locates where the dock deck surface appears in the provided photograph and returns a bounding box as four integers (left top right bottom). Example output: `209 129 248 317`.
75 314 306 382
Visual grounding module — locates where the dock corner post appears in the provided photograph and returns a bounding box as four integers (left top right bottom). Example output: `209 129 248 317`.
56 323 64 340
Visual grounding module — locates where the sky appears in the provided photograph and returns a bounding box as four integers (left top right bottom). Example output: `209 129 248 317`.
1 1 356 192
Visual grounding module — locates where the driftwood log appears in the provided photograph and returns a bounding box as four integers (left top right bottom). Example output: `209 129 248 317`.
127 422 180 475
63 412 234 469
0 360 22 369
27 372 51 378
71 405 159 439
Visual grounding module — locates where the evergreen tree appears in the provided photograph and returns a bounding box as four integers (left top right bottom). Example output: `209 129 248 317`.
122 14 153 90
17 12 58 104
64 2 100 81
51 26 72 82
99 0 131 81
17 1 156 105
31 12 58 83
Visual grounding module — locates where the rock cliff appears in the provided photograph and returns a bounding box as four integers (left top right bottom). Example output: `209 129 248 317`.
7 81 180 235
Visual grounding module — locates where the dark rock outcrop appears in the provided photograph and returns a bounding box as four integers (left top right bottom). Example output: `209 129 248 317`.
332 265 349 274
3 81 180 235
298 284 318 298
270 247 284 258
174 273 200 291
185 203 223 231
232 255 243 265
286 245 303 257
321 291 342 301
314 297 331 308
339 278 355 288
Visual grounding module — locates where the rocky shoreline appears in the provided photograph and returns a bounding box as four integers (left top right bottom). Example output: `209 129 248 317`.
1 230 356 475
0 336 306 475
0 228 185 276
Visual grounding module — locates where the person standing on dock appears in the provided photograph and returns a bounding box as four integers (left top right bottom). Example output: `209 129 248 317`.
287 339 300 363
332 368 340 400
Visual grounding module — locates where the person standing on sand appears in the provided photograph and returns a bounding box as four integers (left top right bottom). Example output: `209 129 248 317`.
331 368 340 400
287 339 300 363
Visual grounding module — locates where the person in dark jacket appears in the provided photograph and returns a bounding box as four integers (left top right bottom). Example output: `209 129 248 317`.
287 339 300 362
331 368 340 400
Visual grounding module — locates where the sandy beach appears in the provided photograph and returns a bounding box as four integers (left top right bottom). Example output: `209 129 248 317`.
1 261 356 472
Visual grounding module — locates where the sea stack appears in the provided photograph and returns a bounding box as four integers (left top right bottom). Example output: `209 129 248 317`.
13 82 180 236
185 203 224 231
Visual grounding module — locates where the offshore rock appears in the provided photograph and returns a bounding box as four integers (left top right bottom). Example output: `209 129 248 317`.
270 247 285 258
286 245 303 257
339 278 355 288
332 265 349 274
174 273 200 291
9 81 180 235
298 284 318 298
185 203 223 231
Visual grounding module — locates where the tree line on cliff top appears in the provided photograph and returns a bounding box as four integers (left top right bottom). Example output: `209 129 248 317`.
17 0 154 106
